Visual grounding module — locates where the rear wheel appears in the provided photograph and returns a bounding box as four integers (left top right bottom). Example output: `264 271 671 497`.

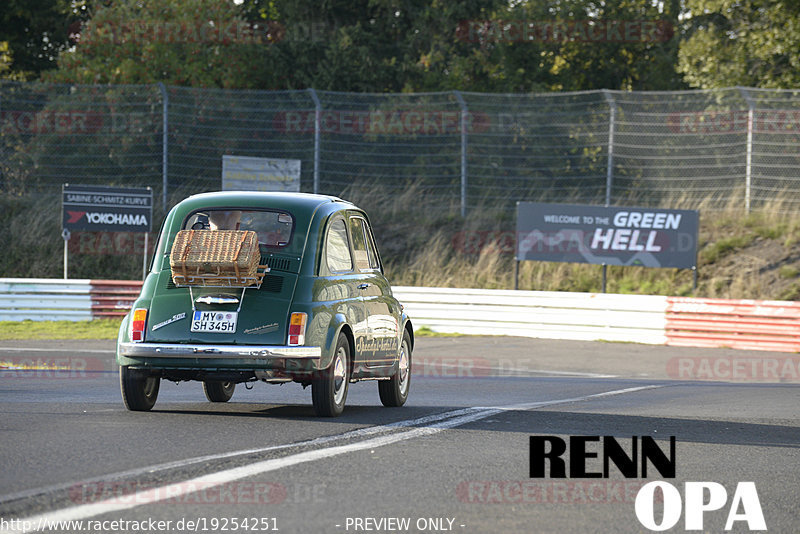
312 332 350 417
203 381 235 402
379 330 411 407
120 366 160 411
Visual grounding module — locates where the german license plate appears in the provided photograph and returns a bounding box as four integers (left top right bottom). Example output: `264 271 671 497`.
191 311 238 333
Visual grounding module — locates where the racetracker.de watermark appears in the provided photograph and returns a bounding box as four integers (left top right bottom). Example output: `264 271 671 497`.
456 480 653 504
456 20 674 43
0 357 106 379
70 19 333 47
69 481 328 506
69 481 300 505
68 232 154 256
667 356 800 382
413 357 594 379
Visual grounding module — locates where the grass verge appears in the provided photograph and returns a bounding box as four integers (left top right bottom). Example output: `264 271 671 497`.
414 326 469 337
0 319 123 340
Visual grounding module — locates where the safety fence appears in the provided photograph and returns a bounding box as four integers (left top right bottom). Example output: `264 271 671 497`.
1 279 798 353
2 83 800 214
0 279 142 321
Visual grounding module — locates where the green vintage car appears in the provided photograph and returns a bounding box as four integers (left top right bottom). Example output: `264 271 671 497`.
117 191 412 416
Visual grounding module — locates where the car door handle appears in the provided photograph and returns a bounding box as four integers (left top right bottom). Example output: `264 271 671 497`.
357 283 370 290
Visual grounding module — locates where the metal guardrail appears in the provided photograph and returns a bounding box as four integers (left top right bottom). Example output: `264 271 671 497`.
89 280 146 317
0 278 142 321
1 279 798 353
665 297 800 352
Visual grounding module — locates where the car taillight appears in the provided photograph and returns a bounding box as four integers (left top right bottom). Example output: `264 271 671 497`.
130 308 148 342
288 312 307 346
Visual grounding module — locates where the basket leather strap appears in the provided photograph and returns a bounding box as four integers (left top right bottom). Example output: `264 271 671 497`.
180 230 196 262
232 232 250 279
176 230 197 280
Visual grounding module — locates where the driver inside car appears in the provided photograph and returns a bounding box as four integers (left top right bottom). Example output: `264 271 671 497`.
208 210 242 231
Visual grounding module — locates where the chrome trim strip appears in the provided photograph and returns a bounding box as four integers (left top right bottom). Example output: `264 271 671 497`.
119 342 321 359
194 294 241 305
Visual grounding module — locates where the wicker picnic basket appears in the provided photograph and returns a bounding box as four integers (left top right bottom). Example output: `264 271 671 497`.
169 230 265 287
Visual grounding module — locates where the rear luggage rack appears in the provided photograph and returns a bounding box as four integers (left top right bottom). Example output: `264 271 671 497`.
171 265 270 288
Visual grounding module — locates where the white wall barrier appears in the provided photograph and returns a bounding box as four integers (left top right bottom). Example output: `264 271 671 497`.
0 278 141 321
393 286 668 344
0 279 94 321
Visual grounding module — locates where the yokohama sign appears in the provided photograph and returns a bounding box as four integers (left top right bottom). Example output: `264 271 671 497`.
62 184 152 232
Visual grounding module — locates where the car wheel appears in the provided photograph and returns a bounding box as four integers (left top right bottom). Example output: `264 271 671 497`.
312 332 350 417
203 381 235 402
379 330 411 407
120 366 160 411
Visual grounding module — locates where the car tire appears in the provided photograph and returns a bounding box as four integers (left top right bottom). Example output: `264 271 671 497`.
312 332 350 417
203 381 235 402
379 330 411 407
120 366 160 411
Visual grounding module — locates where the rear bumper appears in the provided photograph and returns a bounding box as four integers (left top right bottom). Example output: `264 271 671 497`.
118 342 321 359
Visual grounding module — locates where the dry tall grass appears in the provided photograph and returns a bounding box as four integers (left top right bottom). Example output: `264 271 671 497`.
344 183 800 300
2 184 799 300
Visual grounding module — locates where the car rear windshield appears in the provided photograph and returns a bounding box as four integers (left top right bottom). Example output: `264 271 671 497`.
183 209 295 249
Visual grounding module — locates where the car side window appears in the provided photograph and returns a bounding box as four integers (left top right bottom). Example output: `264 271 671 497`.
325 218 352 273
362 220 381 270
350 217 380 272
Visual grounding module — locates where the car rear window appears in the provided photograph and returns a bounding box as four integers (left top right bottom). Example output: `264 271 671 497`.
183 209 294 248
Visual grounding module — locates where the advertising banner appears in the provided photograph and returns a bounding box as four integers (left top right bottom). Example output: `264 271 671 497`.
62 184 153 233
516 202 698 269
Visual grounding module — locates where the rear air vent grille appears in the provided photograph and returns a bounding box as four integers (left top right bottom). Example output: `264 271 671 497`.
262 256 295 272
261 274 283 293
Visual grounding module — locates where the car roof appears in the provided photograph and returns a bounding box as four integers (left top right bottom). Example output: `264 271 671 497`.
172 191 355 215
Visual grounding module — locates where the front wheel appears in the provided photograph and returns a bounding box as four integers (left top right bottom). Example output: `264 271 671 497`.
120 366 160 411
379 330 411 407
312 332 350 417
203 381 235 402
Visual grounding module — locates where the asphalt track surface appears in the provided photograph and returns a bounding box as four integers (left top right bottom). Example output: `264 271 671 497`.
0 337 798 534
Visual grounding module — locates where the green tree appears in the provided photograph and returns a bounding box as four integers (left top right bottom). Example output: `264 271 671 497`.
44 0 270 87
0 0 82 80
679 0 800 88
44 0 687 92
245 0 509 92
0 42 16 79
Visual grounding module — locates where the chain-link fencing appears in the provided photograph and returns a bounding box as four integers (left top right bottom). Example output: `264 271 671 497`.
2 82 799 213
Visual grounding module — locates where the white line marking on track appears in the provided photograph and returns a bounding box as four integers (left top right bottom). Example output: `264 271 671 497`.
419 362 616 378
1 385 664 534
480 366 617 378
0 407 484 505
481 385 664 411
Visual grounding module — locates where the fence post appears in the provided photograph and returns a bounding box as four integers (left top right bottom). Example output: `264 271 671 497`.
601 90 617 294
157 83 168 210
602 90 616 207
0 91 3 193
453 90 468 217
308 88 321 195
738 87 755 213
